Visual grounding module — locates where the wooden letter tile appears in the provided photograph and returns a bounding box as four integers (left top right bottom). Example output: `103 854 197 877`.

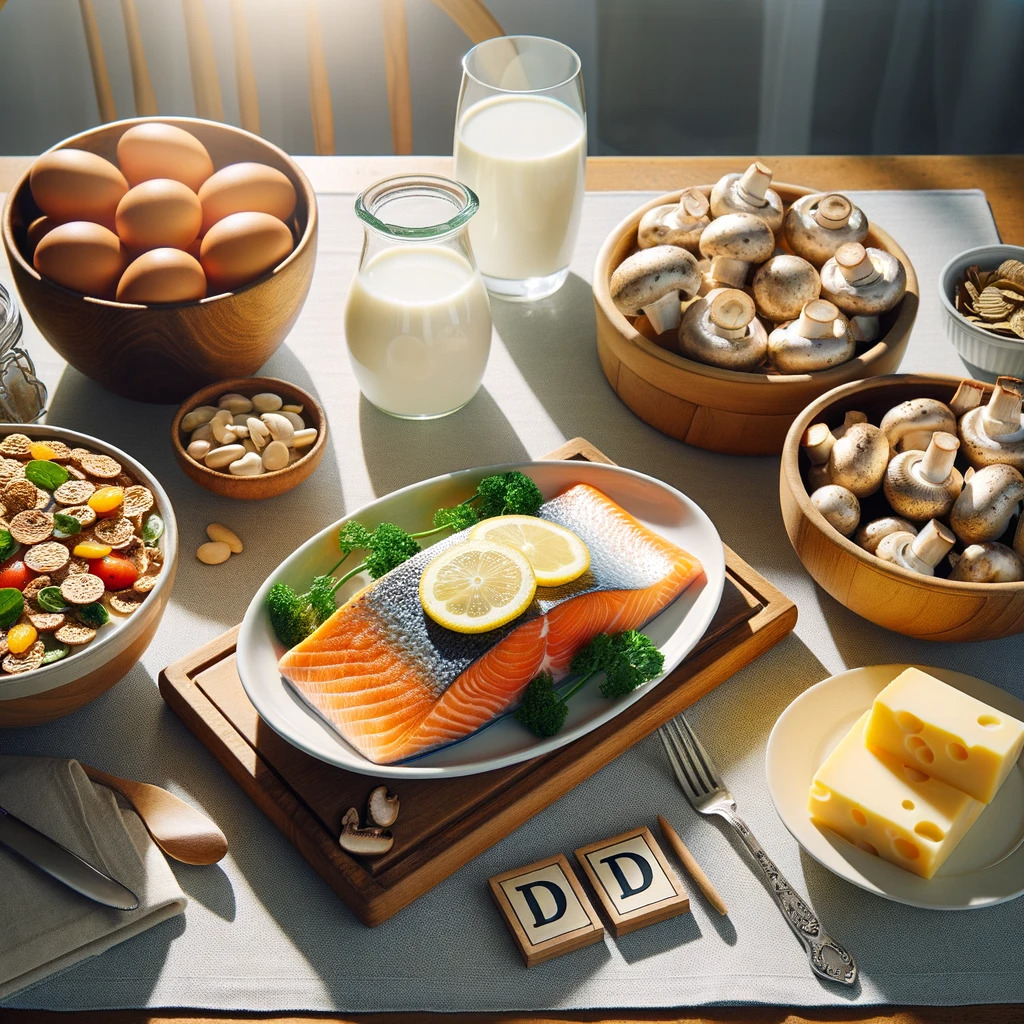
488 853 605 967
575 826 690 937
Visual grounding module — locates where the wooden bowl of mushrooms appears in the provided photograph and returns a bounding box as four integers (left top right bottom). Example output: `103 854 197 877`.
780 372 1024 641
593 163 919 455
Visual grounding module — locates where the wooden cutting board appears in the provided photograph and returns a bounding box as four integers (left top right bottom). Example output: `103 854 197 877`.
159 437 797 926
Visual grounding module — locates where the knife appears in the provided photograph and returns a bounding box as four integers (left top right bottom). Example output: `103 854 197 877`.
0 804 139 910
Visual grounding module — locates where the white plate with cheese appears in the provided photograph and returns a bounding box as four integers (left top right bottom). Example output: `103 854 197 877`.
766 664 1024 910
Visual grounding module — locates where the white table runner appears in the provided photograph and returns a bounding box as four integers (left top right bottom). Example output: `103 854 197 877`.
2 187 1022 1012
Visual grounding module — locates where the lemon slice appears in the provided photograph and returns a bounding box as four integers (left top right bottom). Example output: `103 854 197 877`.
469 515 590 587
419 540 537 633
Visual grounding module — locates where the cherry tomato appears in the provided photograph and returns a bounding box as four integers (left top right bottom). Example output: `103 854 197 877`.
88 553 139 591
0 559 35 591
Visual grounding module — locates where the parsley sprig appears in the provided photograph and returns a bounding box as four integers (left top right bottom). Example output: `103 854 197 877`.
514 630 665 738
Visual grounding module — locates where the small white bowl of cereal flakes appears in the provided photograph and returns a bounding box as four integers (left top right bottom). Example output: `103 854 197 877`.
0 425 177 726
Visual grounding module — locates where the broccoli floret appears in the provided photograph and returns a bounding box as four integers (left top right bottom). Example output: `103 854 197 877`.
308 574 338 623
476 471 543 519
514 672 569 737
266 582 320 649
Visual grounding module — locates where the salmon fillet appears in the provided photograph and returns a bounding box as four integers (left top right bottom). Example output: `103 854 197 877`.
278 483 704 763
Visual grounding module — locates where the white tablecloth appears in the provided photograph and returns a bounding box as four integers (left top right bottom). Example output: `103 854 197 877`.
2 187 1022 1012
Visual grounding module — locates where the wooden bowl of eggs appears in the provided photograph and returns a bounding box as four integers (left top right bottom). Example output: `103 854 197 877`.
780 373 1024 641
1 116 317 404
171 377 327 500
592 164 918 455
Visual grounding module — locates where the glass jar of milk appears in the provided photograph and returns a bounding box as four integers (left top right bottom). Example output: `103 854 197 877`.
344 175 492 419
454 36 586 302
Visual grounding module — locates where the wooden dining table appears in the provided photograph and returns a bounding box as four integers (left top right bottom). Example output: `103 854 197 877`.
0 152 1021 1024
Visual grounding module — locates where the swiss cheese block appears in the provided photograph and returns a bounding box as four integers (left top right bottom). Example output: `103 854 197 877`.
864 667 1024 803
809 713 985 879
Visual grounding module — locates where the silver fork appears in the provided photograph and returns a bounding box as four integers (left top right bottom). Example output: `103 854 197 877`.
659 715 857 986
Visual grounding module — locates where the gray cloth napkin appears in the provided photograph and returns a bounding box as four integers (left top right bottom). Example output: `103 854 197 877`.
0 756 186 1000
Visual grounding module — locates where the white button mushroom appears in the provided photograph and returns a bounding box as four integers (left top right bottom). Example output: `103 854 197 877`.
883 431 963 520
880 397 957 453
855 515 916 555
610 245 701 335
828 420 890 497
834 410 868 438
950 379 987 417
949 462 1024 543
800 422 836 490
678 288 768 371
767 299 855 373
948 542 1024 583
958 382 1024 470
698 213 775 289
752 254 821 323
875 519 956 576
637 189 710 253
783 192 868 267
819 242 907 342
709 162 784 232
810 484 860 536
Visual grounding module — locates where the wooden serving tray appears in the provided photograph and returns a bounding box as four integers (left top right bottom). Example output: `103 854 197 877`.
158 437 797 926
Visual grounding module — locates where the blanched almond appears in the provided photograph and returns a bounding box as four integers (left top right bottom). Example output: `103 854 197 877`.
206 522 243 553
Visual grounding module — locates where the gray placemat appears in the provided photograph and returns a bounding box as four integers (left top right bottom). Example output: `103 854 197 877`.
2 187 1022 1012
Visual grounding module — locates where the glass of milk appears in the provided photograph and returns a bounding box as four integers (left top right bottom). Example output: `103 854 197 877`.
454 36 586 302
344 175 492 419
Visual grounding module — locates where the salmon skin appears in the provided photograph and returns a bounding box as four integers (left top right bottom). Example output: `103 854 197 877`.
278 483 704 764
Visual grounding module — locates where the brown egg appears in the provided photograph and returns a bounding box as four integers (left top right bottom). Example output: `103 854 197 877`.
117 248 207 304
116 123 214 191
115 178 202 252
33 221 127 298
200 211 294 293
197 162 297 234
29 148 128 227
26 216 56 254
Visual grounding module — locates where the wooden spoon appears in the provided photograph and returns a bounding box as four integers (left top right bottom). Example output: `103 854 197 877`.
81 763 228 865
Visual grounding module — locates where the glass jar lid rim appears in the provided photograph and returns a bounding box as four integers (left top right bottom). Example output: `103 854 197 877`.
355 174 478 239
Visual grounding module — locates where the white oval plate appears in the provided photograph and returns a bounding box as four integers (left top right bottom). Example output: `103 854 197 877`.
237 460 725 779
766 664 1024 910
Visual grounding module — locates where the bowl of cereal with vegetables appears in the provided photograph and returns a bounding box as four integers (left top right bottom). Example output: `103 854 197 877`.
0 426 176 726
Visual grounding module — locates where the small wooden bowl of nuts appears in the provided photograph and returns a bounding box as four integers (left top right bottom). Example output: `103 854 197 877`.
171 377 327 499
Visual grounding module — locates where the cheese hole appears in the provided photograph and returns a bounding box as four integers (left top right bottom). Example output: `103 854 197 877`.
947 742 968 761
914 821 945 843
896 711 924 733
850 808 867 827
906 736 934 764
893 838 920 860
903 765 930 783
855 840 878 856
902 800 915 811
978 714 1001 728
810 781 830 800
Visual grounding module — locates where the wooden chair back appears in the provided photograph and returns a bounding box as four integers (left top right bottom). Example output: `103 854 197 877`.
75 0 503 154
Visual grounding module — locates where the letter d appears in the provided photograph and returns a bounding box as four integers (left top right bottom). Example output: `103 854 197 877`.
599 851 653 899
515 879 567 928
